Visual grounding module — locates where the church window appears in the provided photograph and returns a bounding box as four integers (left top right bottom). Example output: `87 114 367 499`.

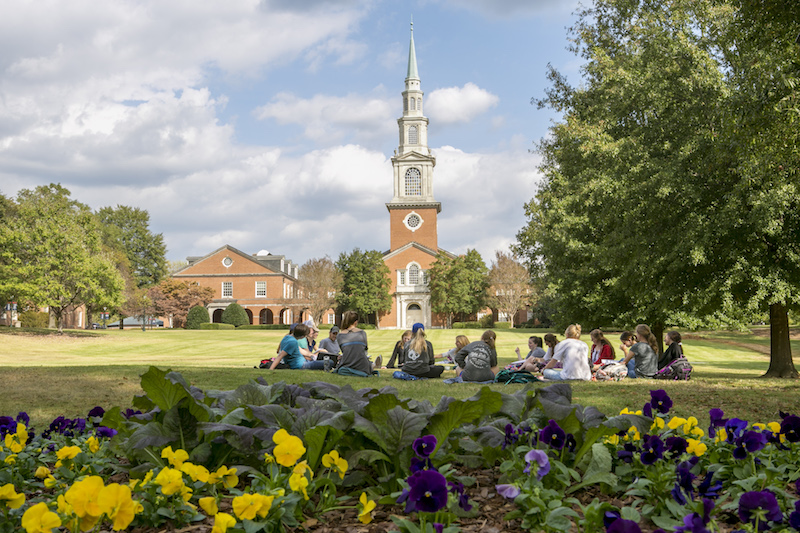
405 168 421 196
409 264 420 285
417 98 422 112
410 97 416 111
408 125 418 144
404 97 408 111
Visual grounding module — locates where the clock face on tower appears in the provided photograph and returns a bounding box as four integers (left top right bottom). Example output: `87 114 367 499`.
404 212 423 232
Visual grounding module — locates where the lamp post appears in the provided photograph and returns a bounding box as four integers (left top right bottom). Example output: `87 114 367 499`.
102 307 107 329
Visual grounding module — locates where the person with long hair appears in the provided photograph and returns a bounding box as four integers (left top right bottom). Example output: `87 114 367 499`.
659 331 684 369
402 323 444 378
387 330 412 368
589 329 616 372
517 336 546 372
541 324 591 381
440 335 470 364
620 324 659 378
335 311 378 375
455 330 499 382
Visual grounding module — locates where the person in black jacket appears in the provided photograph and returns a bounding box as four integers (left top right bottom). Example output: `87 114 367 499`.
659 331 684 369
387 330 412 368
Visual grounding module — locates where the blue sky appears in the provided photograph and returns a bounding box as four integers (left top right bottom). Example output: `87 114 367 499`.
0 0 581 268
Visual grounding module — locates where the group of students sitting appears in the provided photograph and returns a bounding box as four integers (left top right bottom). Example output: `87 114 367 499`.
511 323 687 381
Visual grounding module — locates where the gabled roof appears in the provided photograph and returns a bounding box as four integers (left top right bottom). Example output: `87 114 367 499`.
173 244 298 279
383 241 455 261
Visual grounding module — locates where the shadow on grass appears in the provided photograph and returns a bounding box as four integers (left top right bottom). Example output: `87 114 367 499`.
0 326 103 338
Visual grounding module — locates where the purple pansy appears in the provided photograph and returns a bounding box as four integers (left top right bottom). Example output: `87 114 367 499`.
697 472 722 500
523 449 551 480
738 491 782 531
409 456 432 473
666 436 689 456
503 423 518 449
95 426 117 439
732 430 767 459
618 443 636 463
433 523 444 533
447 480 472 512
540 420 566 450
607 518 642 533
412 435 437 458
640 435 665 465
788 499 800 530
675 498 715 533
649 390 673 415
401 469 449 513
496 484 521 499
725 418 748 440
16 412 30 426
708 409 727 438
780 414 800 443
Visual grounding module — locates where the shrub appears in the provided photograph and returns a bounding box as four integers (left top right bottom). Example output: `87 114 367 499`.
238 324 291 330
200 322 235 330
494 321 512 329
221 303 249 327
452 321 481 329
19 310 49 328
479 314 494 328
186 306 210 329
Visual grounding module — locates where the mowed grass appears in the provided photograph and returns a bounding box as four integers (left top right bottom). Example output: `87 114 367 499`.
2 326 799 429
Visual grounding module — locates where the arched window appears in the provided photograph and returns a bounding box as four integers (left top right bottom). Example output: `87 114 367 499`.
408 125 418 144
416 98 422 112
410 97 416 111
408 264 420 285
404 97 408 111
405 168 421 196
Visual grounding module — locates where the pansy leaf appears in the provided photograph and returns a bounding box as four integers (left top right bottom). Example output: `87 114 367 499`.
427 398 491 454
546 506 579 530
247 404 295 428
162 404 200 449
567 444 617 493
199 422 273 450
473 419 512 449
348 448 391 466
304 426 344 470
127 420 173 449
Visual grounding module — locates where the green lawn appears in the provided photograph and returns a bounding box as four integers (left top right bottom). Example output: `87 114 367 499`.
2 326 799 429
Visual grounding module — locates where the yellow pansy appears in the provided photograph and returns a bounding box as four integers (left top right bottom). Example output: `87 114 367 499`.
272 429 306 467
289 472 309 500
56 494 73 515
199 496 218 516
209 466 239 489
604 434 620 445
154 467 185 496
34 466 51 479
293 460 313 478
180 462 210 483
4 454 17 465
358 492 376 524
211 512 237 533
232 493 260 521
0 483 25 509
767 422 781 433
21 501 61 533
98 483 138 531
56 446 82 461
686 438 707 457
161 446 190 468
264 453 274 464
690 427 704 438
714 428 728 443
86 436 100 454
43 476 59 489
180 485 193 503
624 426 641 442
322 450 349 479
650 417 665 432
668 417 687 431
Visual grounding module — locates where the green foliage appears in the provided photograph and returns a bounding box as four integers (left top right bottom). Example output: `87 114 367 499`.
96 205 168 288
200 323 235 330
494 321 511 330
452 321 481 329
428 250 489 327
186 305 210 329
479 314 494 328
0 184 124 332
19 310 48 328
517 0 800 375
237 324 291 330
221 302 249 327
335 248 391 323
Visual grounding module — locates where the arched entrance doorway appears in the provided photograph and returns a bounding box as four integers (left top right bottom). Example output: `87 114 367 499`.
244 309 253 325
406 303 423 328
212 309 223 323
260 308 273 325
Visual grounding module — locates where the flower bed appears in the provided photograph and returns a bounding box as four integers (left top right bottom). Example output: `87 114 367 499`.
1 366 799 532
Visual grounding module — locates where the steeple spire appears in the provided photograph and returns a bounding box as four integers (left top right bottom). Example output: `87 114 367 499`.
406 18 419 81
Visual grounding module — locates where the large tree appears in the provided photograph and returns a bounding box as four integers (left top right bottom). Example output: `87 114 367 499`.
518 0 799 376
335 249 391 326
297 256 341 325
0 184 124 332
149 279 215 328
428 249 489 328
487 250 530 327
97 205 168 288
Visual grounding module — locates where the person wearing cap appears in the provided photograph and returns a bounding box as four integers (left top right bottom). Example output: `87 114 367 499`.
318 326 341 359
402 323 444 378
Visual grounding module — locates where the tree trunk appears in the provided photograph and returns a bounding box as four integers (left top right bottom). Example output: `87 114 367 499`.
652 321 664 355
761 303 799 378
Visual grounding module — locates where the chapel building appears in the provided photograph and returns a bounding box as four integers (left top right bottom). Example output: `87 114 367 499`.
379 24 454 329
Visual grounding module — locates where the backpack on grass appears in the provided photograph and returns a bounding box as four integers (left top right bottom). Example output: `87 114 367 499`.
494 369 542 384
654 357 693 380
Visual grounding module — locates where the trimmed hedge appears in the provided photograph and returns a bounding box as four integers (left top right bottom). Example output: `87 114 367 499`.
221 303 249 327
186 305 210 330
494 322 512 329
20 311 48 328
238 324 291 330
200 323 235 330
452 321 482 329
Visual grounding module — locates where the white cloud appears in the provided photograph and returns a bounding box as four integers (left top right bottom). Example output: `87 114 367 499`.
425 83 499 125
433 0 578 17
254 91 395 147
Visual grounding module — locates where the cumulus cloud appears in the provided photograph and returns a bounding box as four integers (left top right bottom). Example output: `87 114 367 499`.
254 91 395 147
433 0 578 17
425 83 499 125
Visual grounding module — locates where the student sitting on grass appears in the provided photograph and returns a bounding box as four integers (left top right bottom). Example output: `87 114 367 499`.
659 331 684 369
439 335 470 365
335 310 380 375
269 324 330 371
387 330 412 368
455 330 499 382
513 336 545 371
402 323 444 378
540 324 591 381
620 324 659 378
589 329 616 372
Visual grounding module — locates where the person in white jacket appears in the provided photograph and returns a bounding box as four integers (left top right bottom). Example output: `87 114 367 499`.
541 324 591 381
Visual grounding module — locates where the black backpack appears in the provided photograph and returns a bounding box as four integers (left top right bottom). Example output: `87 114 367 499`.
654 357 692 380
494 369 542 384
